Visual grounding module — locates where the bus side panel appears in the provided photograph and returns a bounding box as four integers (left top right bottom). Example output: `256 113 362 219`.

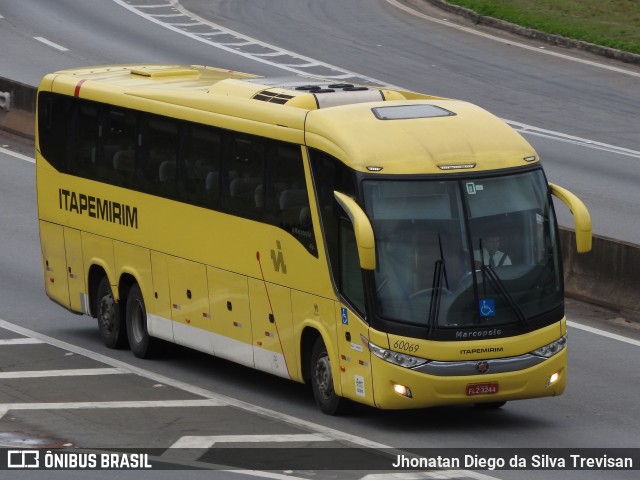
167 257 212 354
82 231 115 305
248 278 294 380
148 251 174 342
335 305 374 405
113 240 153 320
207 266 254 369
290 291 336 384
39 221 71 309
63 228 86 313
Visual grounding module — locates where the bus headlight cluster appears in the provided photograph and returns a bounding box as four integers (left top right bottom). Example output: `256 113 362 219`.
361 335 428 368
530 335 567 358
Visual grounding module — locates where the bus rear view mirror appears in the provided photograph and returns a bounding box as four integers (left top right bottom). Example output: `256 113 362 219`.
549 183 592 253
334 191 376 270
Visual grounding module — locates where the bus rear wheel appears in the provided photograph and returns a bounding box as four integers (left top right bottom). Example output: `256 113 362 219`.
310 337 344 415
96 277 126 349
125 283 159 358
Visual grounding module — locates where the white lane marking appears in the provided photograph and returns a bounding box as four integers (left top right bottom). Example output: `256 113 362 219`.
0 317 389 449
0 368 126 379
170 433 331 449
386 0 640 78
0 399 226 411
109 0 637 155
33 36 69 52
223 472 311 480
362 472 501 480
111 0 390 84
0 319 631 479
150 13 185 18
507 120 640 159
568 320 640 347
130 4 172 8
0 337 43 345
168 21 202 26
0 146 35 164
164 434 338 473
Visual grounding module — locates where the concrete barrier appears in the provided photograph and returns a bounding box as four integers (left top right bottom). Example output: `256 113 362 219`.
561 230 640 321
0 77 36 139
0 76 637 321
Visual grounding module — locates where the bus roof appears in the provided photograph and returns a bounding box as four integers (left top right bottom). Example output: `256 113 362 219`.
40 64 539 174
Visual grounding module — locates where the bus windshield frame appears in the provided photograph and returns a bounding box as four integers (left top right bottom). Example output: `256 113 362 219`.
358 166 564 341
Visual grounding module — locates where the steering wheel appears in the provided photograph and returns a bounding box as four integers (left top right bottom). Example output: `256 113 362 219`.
455 269 483 292
408 287 452 300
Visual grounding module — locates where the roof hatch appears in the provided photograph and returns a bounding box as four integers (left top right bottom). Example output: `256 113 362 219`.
372 104 455 120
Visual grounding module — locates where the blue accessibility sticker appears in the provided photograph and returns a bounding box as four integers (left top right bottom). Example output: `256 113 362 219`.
479 299 495 317
341 307 349 325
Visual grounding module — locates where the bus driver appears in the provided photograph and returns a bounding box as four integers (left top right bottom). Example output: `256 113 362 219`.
475 235 512 268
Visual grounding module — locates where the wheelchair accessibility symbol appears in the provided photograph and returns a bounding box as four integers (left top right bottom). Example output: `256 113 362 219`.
341 307 349 325
479 299 495 317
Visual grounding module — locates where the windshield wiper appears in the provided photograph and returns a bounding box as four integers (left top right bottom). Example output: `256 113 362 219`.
426 234 448 337
482 266 529 329
427 259 444 338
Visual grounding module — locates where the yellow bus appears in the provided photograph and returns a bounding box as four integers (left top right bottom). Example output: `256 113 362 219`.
36 64 591 414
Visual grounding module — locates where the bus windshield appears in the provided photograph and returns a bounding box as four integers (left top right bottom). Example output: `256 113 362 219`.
361 168 562 336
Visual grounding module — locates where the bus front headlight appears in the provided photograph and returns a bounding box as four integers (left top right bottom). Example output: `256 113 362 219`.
361 335 428 368
531 335 567 358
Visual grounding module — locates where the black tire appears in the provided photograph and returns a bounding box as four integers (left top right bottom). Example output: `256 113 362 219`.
96 276 127 349
125 283 160 358
310 337 344 415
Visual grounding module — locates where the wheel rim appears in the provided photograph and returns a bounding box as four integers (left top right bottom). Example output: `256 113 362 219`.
98 294 116 334
314 353 333 400
130 298 145 344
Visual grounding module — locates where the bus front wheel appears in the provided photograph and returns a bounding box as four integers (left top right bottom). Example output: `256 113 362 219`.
96 277 126 349
310 337 344 415
125 283 159 358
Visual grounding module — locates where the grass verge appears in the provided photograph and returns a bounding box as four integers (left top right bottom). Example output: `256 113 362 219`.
445 0 640 54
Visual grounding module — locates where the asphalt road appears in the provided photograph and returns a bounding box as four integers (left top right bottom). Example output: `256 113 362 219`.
1 139 640 479
0 1 640 479
1 0 639 242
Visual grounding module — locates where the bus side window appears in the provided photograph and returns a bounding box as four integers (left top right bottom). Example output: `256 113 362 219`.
267 144 317 256
223 135 264 220
37 92 71 173
309 149 357 279
181 124 222 208
103 108 137 188
339 217 366 313
139 115 179 199
71 101 101 180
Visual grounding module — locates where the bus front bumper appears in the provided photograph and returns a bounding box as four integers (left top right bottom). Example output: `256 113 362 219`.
370 348 567 409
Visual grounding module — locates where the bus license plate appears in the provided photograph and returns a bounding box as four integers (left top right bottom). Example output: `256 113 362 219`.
466 382 499 396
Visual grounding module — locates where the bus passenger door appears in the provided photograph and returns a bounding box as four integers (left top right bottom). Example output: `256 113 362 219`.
207 266 253 368
248 278 294 379
166 257 212 354
39 221 70 309
64 228 87 313
336 304 374 405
